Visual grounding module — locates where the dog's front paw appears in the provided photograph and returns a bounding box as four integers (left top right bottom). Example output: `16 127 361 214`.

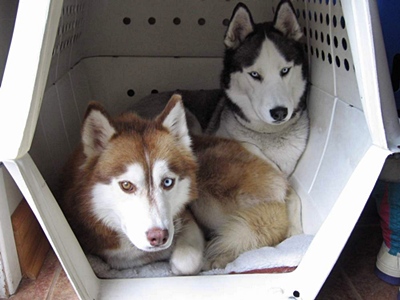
170 245 204 275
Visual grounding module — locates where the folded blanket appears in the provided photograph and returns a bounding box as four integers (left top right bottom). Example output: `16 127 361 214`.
88 234 314 278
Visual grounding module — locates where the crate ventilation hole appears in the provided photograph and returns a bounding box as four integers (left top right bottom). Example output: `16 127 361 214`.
52 4 85 56
121 17 229 27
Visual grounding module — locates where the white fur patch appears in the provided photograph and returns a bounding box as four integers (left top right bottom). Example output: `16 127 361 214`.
217 35 309 176
226 39 306 130
152 160 192 218
91 163 157 251
170 215 205 275
91 159 192 253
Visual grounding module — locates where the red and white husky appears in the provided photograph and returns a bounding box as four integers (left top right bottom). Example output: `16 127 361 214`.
59 95 204 275
60 94 290 274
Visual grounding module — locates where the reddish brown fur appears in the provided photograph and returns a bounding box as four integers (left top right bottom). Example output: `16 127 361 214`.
60 95 288 271
190 134 289 268
192 135 288 209
59 101 198 258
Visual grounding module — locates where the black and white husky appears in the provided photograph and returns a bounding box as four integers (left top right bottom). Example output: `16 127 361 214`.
131 0 308 235
133 0 309 177
211 0 309 177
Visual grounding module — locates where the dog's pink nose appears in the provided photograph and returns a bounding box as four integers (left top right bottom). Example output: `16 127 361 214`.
146 228 169 247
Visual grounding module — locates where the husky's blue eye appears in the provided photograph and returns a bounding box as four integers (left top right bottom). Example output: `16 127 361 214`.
162 178 175 190
280 67 291 76
248 71 261 80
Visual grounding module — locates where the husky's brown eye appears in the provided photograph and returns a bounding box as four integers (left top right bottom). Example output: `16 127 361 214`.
162 178 175 190
119 181 136 193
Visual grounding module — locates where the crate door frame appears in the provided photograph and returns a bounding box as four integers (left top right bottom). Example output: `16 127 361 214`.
1 0 396 299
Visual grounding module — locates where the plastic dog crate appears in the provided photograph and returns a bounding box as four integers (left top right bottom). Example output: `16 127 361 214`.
1 0 399 299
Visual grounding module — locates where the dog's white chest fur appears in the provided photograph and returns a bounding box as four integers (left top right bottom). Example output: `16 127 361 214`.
217 108 309 176
104 235 174 269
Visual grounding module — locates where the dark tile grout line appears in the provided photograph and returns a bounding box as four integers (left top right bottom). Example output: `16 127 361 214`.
45 264 62 300
340 267 364 300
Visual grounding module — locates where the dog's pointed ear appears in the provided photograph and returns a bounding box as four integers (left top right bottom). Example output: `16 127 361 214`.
81 102 116 159
224 3 255 49
157 94 191 151
273 0 303 41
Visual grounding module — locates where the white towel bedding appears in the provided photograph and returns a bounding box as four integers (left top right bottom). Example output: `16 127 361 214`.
88 234 314 279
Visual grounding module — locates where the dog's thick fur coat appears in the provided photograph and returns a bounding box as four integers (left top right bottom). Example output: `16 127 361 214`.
130 0 307 238
131 0 309 178
190 135 289 269
60 94 290 272
59 95 204 275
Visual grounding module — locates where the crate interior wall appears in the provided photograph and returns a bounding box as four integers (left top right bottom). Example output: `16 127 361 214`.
30 0 374 232
2 0 398 299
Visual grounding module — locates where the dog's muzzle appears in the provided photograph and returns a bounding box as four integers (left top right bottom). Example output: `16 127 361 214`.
270 106 288 122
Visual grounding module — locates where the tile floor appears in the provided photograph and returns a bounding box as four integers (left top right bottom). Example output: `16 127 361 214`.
6 250 78 300
4 196 399 300
315 195 399 300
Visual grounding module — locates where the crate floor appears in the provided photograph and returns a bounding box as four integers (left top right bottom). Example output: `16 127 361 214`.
4 197 398 300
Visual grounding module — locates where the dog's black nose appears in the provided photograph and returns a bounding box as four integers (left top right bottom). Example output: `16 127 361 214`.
270 107 288 121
